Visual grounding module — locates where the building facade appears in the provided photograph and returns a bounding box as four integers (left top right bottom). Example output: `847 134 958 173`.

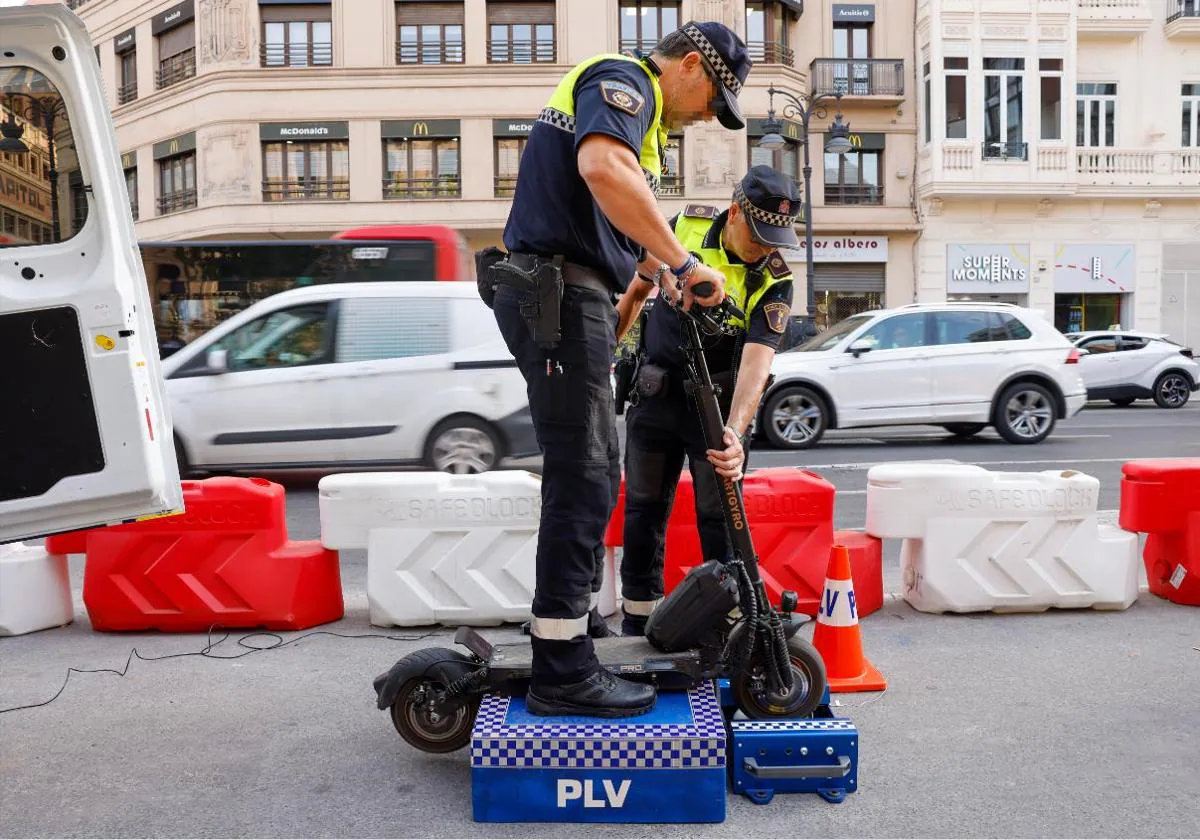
33 0 919 328
915 0 1200 344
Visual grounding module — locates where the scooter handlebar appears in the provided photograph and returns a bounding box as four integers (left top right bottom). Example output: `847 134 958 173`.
687 281 745 323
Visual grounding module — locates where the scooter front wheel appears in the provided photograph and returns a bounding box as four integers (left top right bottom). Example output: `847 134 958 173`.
388 647 482 753
732 635 828 720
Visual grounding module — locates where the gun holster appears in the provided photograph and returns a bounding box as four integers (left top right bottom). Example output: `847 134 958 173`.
473 247 507 309
613 352 640 415
486 253 565 350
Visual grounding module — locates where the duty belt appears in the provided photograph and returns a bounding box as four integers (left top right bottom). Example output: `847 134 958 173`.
508 253 613 298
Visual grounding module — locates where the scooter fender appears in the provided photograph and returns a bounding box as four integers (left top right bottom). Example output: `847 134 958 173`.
783 613 812 639
372 650 481 712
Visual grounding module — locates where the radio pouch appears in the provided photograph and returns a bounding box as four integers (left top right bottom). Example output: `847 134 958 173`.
635 362 670 399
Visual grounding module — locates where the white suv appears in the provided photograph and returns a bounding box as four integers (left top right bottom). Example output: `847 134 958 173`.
757 302 1087 449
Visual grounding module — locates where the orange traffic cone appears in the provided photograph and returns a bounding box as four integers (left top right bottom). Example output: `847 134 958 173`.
811 544 887 693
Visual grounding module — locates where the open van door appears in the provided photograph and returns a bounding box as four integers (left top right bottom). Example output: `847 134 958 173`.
0 5 183 543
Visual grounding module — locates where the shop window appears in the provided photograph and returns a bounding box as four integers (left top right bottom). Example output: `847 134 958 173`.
619 0 679 54
1055 293 1124 334
261 4 334 68
396 2 465 65
263 140 350 201
383 137 460 199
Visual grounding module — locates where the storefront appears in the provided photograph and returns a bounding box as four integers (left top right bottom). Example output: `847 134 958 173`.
945 243 1030 305
1161 242 1200 348
791 235 888 329
1052 243 1133 334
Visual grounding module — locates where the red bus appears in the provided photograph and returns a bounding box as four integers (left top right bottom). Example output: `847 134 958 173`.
141 224 474 353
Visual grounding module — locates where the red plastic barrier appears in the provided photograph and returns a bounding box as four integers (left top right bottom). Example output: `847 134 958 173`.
604 467 884 619
1120 459 1200 606
46 477 343 631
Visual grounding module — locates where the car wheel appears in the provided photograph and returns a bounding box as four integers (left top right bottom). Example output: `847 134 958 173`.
424 416 501 474
1153 372 1192 409
761 385 827 450
942 423 986 438
1109 397 1136 407
993 382 1057 445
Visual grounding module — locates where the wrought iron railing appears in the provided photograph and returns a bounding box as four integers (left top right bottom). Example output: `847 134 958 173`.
262 179 350 201
810 58 905 97
157 50 196 90
657 175 684 197
1166 0 1200 21
117 80 137 105
382 177 461 199
487 39 557 63
494 176 519 198
260 41 333 67
982 141 1029 161
823 183 885 205
396 41 465 65
746 40 794 66
157 189 197 215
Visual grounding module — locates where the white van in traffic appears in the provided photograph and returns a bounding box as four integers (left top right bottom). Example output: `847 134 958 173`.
161 282 536 475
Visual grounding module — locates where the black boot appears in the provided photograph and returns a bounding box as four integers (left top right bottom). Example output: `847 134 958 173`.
587 607 617 638
620 610 648 637
526 667 657 718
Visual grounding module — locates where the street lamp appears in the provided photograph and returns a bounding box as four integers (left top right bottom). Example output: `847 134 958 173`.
757 84 852 340
1 92 69 242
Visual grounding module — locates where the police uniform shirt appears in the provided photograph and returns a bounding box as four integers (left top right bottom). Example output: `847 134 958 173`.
643 210 794 374
502 58 660 293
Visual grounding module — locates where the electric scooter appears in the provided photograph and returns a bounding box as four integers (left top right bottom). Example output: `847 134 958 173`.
372 281 829 754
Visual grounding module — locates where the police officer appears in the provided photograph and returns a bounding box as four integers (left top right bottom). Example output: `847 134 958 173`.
614 165 802 636
487 22 754 718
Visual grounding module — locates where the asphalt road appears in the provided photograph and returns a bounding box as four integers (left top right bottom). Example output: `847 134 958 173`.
2 401 1199 838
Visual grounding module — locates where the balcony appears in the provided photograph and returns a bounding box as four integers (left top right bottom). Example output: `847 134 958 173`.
1076 148 1200 189
157 49 196 90
982 141 1029 161
1076 0 1153 36
494 176 517 198
658 176 684 198
116 80 137 106
1165 0 1200 36
747 40 794 67
487 38 557 64
824 183 885 205
260 41 334 68
396 42 464 65
263 178 351 202
381 177 461 200
157 189 197 216
809 59 905 104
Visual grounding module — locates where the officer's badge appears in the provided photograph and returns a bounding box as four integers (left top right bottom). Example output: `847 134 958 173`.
763 301 791 334
600 80 645 116
766 252 791 278
779 199 791 215
683 203 717 219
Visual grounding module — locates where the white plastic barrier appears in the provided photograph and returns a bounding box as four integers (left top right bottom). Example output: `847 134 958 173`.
0 542 74 636
865 464 1138 613
318 471 618 627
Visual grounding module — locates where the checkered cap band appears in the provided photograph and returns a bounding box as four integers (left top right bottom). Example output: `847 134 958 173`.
735 182 798 228
682 23 741 96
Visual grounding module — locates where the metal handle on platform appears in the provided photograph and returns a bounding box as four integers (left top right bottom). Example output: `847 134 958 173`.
742 755 851 779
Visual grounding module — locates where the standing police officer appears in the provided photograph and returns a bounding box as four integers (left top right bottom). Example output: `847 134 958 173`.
614 165 802 636
484 22 753 718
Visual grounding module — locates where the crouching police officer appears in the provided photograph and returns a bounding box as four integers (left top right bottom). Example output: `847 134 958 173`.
479 22 753 717
614 165 802 636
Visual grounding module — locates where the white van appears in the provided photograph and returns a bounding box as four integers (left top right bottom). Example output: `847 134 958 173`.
160 282 536 475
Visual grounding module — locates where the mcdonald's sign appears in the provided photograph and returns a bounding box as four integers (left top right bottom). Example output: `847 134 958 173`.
747 117 804 140
827 131 886 151
153 131 196 160
381 119 460 139
260 122 349 141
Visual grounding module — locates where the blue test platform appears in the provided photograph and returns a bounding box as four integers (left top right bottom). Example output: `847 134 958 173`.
729 717 860 804
470 682 727 823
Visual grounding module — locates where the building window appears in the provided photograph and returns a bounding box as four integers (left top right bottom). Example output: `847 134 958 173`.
619 1 680 54
1039 59 1063 141
824 149 883 205
157 151 197 215
749 139 800 189
156 22 196 89
832 19 871 95
117 49 137 104
488 2 555 63
383 137 460 199
125 163 138 220
263 140 349 201
983 58 1025 159
944 56 968 139
1055 293 1125 334
494 135 527 197
922 60 931 143
1076 83 1117 148
1184 83 1200 147
745 1 794 66
396 2 465 65
660 134 684 196
261 4 333 67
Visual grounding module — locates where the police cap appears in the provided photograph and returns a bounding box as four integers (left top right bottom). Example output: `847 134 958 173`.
734 164 802 249
678 21 752 131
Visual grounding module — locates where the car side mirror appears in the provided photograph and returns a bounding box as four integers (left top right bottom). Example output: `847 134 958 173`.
205 348 229 374
848 338 873 358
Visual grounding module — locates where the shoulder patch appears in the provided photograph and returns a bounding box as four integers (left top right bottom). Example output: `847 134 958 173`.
763 301 791 334
599 80 646 117
683 203 718 219
766 252 792 279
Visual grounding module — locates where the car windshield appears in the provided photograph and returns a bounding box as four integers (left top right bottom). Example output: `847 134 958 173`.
790 314 873 352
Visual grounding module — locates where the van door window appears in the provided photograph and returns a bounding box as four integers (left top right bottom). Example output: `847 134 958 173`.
210 302 332 370
335 296 450 362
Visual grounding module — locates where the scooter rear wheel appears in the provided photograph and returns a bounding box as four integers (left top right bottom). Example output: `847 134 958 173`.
732 635 828 720
389 648 482 753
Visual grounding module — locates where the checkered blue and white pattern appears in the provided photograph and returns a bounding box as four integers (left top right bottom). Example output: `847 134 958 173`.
471 683 727 770
731 718 857 732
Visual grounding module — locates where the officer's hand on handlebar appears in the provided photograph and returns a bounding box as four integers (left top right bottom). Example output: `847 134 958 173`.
681 264 726 311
